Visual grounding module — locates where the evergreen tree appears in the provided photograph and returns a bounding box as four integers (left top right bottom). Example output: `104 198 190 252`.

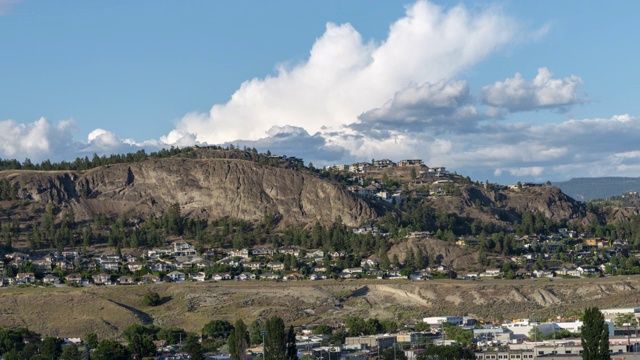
264 316 286 360
286 325 297 360
581 307 610 360
60 343 81 360
229 320 249 360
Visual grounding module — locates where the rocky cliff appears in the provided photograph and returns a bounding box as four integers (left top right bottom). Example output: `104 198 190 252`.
1 158 379 227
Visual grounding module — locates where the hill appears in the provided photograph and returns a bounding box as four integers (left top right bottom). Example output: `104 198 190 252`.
0 156 379 228
3 277 640 339
554 177 640 201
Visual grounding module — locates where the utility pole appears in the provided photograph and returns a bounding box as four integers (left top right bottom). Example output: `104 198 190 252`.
261 331 268 360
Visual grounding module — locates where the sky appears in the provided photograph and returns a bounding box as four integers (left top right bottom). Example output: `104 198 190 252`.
1 0 640 184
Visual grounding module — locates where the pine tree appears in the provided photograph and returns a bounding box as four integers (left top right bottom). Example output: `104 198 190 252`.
264 316 286 360
229 320 249 360
581 307 610 360
286 325 297 360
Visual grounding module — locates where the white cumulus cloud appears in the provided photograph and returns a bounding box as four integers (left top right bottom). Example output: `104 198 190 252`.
167 0 518 146
481 67 586 112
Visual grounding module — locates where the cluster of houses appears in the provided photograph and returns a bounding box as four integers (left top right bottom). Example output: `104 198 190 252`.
293 307 640 360
322 158 452 203
0 241 439 287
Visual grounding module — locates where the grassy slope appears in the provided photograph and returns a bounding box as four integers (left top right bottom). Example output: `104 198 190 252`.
2 276 640 338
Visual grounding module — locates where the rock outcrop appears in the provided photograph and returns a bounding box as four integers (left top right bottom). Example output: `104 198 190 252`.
2 158 379 227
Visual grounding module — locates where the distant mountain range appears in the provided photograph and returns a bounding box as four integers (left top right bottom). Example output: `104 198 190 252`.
553 177 640 201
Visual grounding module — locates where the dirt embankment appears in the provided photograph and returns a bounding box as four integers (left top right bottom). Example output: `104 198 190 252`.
2 276 640 338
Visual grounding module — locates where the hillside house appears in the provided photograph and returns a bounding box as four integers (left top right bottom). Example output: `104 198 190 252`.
126 262 144 272
93 273 112 285
191 272 207 282
15 272 36 284
167 271 186 282
141 274 161 283
65 274 83 285
43 274 59 285
398 159 424 167
118 276 136 285
372 159 395 168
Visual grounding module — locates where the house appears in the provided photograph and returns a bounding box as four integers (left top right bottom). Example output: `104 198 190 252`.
479 269 503 278
93 273 112 285
217 257 240 268
244 262 264 270
6 252 30 261
43 274 59 285
148 262 171 273
236 272 255 281
230 248 251 259
310 250 325 260
100 261 121 272
191 259 210 268
81 260 98 271
339 271 361 279
342 268 363 274
141 274 161 283
261 273 280 280
191 272 207 282
126 262 145 272
118 276 136 285
361 259 379 268
56 260 76 271
372 159 395 168
267 262 285 271
398 159 424 167
278 247 301 257
32 259 53 271
532 270 554 278
0 276 15 286
15 272 36 284
577 266 599 277
212 272 232 281
409 271 431 281
251 247 276 256
172 242 197 256
284 273 303 281
166 271 186 282
65 274 83 286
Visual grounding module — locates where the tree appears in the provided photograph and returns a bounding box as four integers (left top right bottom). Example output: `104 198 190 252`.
229 320 249 360
614 313 638 350
92 339 131 360
417 345 475 360
203 320 235 341
40 337 63 359
84 332 99 350
183 333 204 360
286 325 297 360
129 333 156 359
581 307 610 360
60 343 82 360
142 291 161 306
264 316 286 360
381 346 408 360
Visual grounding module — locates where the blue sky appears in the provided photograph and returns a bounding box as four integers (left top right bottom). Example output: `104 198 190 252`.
1 0 640 184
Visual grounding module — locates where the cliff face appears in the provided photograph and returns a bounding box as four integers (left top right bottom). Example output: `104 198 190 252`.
427 185 594 227
2 158 378 227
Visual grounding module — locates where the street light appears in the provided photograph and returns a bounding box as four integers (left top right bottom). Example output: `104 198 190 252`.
261 331 268 360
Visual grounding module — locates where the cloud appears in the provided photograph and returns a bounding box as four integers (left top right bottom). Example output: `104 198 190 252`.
231 125 347 164
481 67 586 112
0 0 19 15
0 118 76 161
168 0 518 146
356 80 480 134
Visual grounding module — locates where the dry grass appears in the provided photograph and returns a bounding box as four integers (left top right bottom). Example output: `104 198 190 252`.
2 276 640 338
